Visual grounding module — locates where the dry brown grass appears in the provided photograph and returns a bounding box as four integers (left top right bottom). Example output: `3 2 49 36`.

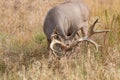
0 0 120 80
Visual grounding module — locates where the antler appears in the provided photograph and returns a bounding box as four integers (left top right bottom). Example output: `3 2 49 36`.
68 18 110 52
88 18 110 37
50 29 68 55
85 18 110 51
50 35 67 52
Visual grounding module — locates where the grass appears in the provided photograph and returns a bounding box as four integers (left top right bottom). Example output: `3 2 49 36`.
0 0 120 80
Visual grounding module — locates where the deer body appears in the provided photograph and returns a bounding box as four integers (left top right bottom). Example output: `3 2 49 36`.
44 0 88 41
43 0 109 56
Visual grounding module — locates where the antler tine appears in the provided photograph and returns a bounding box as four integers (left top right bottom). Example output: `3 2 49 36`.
78 37 100 52
50 33 68 55
84 39 100 52
88 18 110 37
50 37 67 52
50 38 60 57
88 18 98 37
67 37 100 52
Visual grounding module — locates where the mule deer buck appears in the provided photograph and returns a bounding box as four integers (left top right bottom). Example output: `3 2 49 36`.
43 0 110 57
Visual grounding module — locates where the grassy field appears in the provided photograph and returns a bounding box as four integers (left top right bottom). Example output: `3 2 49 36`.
0 0 120 80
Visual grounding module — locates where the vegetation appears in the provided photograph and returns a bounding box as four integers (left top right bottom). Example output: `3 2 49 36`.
0 0 120 80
